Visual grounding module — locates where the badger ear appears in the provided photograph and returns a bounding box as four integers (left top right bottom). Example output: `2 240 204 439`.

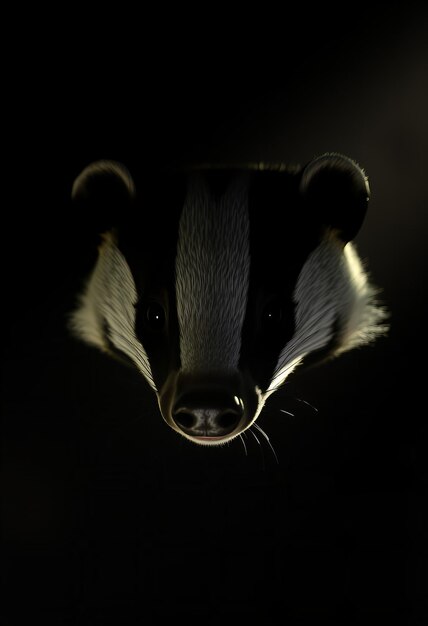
299 153 370 243
72 160 135 202
72 160 136 232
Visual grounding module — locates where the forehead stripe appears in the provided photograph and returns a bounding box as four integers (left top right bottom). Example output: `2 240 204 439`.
175 176 250 372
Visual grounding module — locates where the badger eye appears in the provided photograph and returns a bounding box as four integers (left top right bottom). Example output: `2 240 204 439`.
262 300 283 327
145 301 166 331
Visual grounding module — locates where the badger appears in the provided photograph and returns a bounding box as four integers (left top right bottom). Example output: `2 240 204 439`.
70 154 388 446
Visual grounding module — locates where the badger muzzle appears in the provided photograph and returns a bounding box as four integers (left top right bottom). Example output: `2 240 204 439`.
158 370 261 445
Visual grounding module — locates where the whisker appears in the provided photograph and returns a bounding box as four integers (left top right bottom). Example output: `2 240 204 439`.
249 427 261 446
239 433 248 456
294 397 319 412
249 427 266 470
280 408 295 417
253 423 279 465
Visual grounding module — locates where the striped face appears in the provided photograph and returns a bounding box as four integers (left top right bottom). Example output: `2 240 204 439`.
70 156 388 446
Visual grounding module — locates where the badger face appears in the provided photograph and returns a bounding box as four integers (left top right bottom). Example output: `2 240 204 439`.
70 155 387 446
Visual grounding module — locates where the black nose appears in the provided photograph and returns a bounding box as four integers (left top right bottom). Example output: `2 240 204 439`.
172 391 244 439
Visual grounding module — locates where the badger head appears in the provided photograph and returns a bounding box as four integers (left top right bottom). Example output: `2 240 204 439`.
70 155 388 446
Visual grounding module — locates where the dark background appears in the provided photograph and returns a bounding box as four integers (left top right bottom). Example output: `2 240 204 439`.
3 6 428 625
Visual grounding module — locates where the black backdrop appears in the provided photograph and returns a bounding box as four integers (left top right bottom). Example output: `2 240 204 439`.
3 6 428 625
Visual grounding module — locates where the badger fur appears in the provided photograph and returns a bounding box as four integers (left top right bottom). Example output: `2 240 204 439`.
70 154 388 446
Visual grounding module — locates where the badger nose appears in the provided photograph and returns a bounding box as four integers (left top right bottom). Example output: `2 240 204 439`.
172 392 244 439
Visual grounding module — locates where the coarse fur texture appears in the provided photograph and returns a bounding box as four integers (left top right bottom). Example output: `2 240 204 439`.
70 231 156 390
268 230 388 392
176 174 250 372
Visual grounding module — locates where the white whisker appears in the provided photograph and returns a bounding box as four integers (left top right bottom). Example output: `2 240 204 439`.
280 409 295 417
239 433 248 456
295 397 318 412
248 428 261 446
248 426 266 470
253 423 279 465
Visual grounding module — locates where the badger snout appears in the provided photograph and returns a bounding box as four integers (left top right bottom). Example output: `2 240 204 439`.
173 392 244 440
159 371 261 445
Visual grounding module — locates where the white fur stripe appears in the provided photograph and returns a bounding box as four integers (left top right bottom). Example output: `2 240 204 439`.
70 232 156 390
267 231 388 392
175 176 250 372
